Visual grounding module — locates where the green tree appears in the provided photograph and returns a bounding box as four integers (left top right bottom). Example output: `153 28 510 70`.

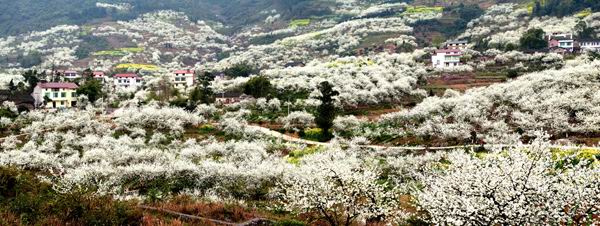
76 79 104 103
22 70 41 93
8 79 15 91
190 71 215 105
519 28 547 51
315 81 339 142
575 21 595 40
243 76 272 98
224 63 255 78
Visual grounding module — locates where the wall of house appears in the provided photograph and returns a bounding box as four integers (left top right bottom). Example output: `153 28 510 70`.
33 87 78 108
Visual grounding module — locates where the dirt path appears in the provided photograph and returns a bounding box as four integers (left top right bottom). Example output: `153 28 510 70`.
247 125 600 154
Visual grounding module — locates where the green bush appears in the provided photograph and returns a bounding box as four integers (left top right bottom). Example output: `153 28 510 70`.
301 128 323 141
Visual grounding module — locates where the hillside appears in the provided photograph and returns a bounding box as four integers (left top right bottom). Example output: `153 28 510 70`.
0 0 335 36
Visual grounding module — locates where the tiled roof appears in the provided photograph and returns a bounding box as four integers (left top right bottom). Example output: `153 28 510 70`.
38 82 78 89
114 73 139 78
174 70 194 74
435 49 462 54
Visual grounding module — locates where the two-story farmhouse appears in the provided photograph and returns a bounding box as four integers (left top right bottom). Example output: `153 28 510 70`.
431 49 463 68
172 70 195 88
32 82 79 109
548 33 575 52
114 73 143 89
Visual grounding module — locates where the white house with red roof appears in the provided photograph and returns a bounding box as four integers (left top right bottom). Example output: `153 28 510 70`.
432 49 463 68
579 39 600 52
93 71 105 80
32 82 79 109
63 70 81 79
172 70 195 88
114 73 143 89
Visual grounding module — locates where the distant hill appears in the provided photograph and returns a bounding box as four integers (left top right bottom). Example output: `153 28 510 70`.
0 0 334 36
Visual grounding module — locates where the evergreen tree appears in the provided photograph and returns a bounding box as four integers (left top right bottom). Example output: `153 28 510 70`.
8 79 15 91
190 71 215 105
22 70 40 93
315 81 339 142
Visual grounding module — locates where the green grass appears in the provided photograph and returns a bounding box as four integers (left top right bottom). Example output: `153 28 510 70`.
287 146 322 165
289 19 311 28
575 8 592 18
402 6 443 15
115 63 159 71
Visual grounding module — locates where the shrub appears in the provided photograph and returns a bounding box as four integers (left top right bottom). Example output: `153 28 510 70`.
506 69 519 79
301 128 323 141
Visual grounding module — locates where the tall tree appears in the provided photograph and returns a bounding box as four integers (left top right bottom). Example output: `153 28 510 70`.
22 70 41 93
315 81 339 141
224 63 255 78
243 76 272 98
8 79 15 92
76 80 104 103
190 71 215 105
575 21 595 39
520 28 547 51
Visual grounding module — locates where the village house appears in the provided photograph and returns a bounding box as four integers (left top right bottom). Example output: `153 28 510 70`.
93 71 105 81
172 70 195 88
547 33 575 52
114 73 143 89
216 92 246 105
445 40 468 50
431 49 463 68
32 82 78 109
63 70 81 80
579 39 600 52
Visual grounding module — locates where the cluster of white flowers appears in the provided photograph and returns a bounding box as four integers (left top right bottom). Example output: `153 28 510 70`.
492 50 564 69
279 111 314 131
263 51 428 106
459 4 528 44
0 25 80 68
0 102 597 225
217 17 415 70
96 2 132 11
379 60 600 142
113 105 204 134
418 137 600 225
332 115 364 135
459 4 588 48
385 35 417 48
277 149 405 225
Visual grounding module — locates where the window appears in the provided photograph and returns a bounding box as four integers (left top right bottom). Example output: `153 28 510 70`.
53 92 58 98
61 92 66 98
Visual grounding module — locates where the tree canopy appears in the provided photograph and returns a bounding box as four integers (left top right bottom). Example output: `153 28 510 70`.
315 81 339 141
520 28 547 51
